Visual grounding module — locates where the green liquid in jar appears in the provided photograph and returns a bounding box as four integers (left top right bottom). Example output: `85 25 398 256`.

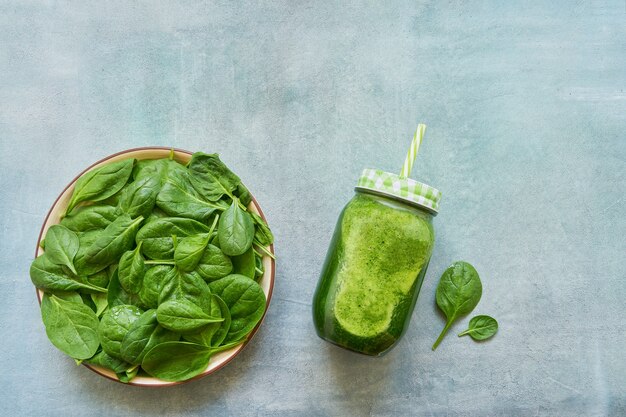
313 192 434 355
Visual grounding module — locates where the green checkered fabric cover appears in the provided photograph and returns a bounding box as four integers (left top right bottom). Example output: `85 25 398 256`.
356 169 441 213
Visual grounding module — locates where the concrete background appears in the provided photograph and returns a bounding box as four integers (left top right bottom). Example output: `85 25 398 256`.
1 1 625 416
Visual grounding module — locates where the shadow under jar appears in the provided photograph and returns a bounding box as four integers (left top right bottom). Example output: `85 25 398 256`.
312 169 441 356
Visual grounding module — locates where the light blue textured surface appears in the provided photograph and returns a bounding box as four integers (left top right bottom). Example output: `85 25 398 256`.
1 1 625 416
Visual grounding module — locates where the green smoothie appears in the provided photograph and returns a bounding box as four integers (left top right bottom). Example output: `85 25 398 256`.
313 191 435 355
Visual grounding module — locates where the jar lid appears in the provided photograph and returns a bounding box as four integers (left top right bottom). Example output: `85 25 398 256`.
356 168 441 214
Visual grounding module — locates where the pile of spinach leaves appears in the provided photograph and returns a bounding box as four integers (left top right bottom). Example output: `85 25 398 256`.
30 151 274 383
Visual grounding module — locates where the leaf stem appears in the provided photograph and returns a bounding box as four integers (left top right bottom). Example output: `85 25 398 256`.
207 214 219 237
458 329 470 337
432 320 453 351
254 242 275 260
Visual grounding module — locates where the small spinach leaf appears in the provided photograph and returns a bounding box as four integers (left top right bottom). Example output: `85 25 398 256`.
208 295 231 347
60 205 117 232
195 244 233 282
133 158 187 186
157 299 223 333
118 243 145 294
66 159 134 215
458 315 498 341
209 274 265 343
121 309 180 365
87 350 130 373
218 199 254 256
87 270 110 289
156 174 226 222
187 152 241 202
231 246 255 279
49 290 83 304
41 294 100 359
159 269 212 313
73 230 103 275
250 212 274 246
432 261 482 350
138 265 173 309
254 253 264 281
136 217 210 260
98 305 144 359
183 295 226 346
82 214 144 275
90 292 108 317
174 234 210 272
107 268 146 309
234 183 252 206
30 254 106 293
141 341 211 382
118 176 160 219
42 225 80 274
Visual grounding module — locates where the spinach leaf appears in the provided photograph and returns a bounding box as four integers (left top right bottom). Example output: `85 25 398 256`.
73 230 103 275
195 244 233 282
86 350 138 383
132 159 165 182
87 270 110 289
107 268 146 309
187 152 241 202
458 315 498 341
136 217 210 259
30 254 106 293
41 225 80 275
159 269 212 313
209 274 265 343
254 253 264 281
156 174 226 222
90 292 108 317
250 212 274 246
121 309 180 365
234 183 252 206
231 246 255 279
117 176 160 219
41 294 100 359
432 261 482 350
138 265 173 309
145 211 167 225
119 366 139 383
183 294 226 346
218 199 254 256
60 205 117 232
174 234 210 272
133 158 187 186
49 290 83 303
210 337 247 353
118 243 145 294
208 295 231 346
82 214 144 275
98 305 144 359
87 350 130 374
79 293 97 314
157 299 223 333
141 341 212 382
66 158 134 215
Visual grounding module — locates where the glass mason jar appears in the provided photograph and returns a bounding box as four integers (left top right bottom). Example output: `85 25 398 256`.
313 169 441 356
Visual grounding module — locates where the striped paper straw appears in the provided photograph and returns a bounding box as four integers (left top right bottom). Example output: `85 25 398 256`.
399 124 427 178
